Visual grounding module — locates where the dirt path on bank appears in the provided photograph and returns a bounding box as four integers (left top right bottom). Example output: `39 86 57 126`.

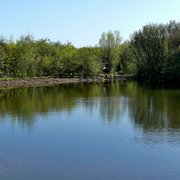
0 77 104 88
0 76 134 88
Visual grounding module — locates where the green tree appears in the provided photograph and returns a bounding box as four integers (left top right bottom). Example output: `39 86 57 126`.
163 21 180 82
75 47 102 77
99 31 122 73
167 20 180 51
0 45 7 77
15 35 37 77
58 43 77 77
117 42 134 74
131 24 168 81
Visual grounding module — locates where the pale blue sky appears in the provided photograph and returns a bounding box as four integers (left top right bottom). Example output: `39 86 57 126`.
0 0 180 47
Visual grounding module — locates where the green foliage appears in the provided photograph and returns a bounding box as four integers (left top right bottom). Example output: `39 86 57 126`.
164 50 180 81
0 21 179 83
75 47 102 77
0 45 7 77
131 24 168 81
167 20 180 51
117 42 135 74
163 21 180 82
14 35 37 77
0 36 104 78
130 21 180 82
99 31 122 73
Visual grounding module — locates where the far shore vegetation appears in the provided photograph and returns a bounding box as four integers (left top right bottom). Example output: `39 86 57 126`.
0 20 179 83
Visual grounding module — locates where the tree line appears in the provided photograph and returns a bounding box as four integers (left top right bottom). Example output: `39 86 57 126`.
0 20 179 82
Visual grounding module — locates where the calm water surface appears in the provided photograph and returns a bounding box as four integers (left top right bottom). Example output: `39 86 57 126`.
0 81 180 180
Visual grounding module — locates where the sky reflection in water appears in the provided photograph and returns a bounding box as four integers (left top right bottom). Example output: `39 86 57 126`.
0 82 180 180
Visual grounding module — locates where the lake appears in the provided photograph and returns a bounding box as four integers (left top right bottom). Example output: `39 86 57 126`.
0 81 180 180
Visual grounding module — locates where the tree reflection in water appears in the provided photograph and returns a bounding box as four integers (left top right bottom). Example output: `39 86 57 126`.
0 82 179 135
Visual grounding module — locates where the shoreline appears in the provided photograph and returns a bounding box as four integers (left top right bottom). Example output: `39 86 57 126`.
0 75 134 88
